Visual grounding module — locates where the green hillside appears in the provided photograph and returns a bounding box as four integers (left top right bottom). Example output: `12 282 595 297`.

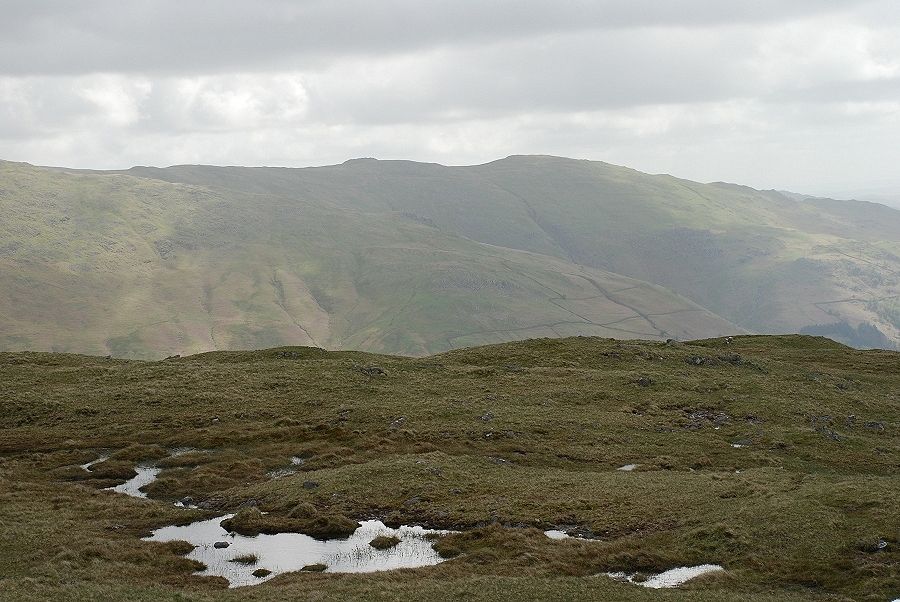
118 155 900 349
2 155 898 358
0 160 740 358
1 335 897 600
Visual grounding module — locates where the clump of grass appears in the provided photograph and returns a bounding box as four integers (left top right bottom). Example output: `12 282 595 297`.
157 451 210 469
109 444 169 463
432 537 463 559
251 568 272 577
229 553 258 565
49 465 96 481
287 501 318 519
301 563 327 572
220 508 358 539
369 535 401 550
82 459 138 481
162 540 195 556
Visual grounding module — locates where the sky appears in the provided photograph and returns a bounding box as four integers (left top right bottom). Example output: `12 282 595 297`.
2 0 900 199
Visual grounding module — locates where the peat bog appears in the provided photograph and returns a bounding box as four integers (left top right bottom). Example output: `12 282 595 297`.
1 334 898 601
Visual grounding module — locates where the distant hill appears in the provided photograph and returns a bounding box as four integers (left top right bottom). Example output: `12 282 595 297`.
1 155 897 357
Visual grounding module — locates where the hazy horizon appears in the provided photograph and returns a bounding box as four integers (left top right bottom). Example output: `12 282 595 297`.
9 152 900 209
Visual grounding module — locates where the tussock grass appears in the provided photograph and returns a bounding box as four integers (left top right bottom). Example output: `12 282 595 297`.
369 535 401 550
220 508 358 539
230 554 258 566
0 335 897 600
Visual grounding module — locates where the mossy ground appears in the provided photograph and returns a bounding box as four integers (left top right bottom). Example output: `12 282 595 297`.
0 335 897 600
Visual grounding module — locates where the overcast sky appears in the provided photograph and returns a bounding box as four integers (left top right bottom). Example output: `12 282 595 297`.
3 0 900 198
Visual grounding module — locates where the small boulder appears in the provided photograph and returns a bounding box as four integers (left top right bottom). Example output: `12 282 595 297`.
213 541 230 549
252 568 272 578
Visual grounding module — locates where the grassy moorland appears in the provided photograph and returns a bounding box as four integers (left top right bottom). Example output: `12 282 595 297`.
0 334 897 601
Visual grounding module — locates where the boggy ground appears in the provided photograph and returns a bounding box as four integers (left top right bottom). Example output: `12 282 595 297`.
0 335 897 601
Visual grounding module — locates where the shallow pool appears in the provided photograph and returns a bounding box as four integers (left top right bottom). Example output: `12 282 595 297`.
145 516 451 587
107 465 162 498
604 564 724 588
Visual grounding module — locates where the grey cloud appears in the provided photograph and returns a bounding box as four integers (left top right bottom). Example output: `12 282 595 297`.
770 77 900 105
0 0 879 75
303 28 759 125
2 0 900 198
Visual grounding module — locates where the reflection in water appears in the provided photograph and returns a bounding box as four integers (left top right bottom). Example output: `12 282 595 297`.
145 516 451 587
103 448 203 499
107 465 162 498
543 530 570 539
80 455 109 472
604 564 724 588
266 468 297 479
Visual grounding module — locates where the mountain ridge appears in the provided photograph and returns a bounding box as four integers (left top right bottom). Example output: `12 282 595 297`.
1 155 897 357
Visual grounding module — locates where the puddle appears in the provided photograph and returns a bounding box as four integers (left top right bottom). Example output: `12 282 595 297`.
266 455 310 479
617 464 639 472
108 465 162 498
104 448 201 499
144 516 451 587
266 468 297 479
80 455 109 472
544 529 597 541
604 564 724 588
544 530 570 540
265 456 309 480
